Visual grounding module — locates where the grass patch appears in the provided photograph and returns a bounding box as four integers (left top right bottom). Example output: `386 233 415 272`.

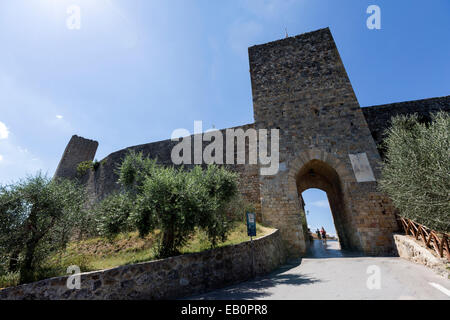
28 222 273 284
0 272 20 289
0 222 273 289
181 223 273 254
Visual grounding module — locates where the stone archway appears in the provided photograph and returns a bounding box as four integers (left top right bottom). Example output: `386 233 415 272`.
286 149 361 252
296 160 351 250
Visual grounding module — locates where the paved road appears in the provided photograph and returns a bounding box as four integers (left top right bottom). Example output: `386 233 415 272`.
188 240 450 300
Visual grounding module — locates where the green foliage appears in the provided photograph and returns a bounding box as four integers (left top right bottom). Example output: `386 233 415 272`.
98 151 240 258
96 192 133 239
379 112 450 233
0 272 20 288
116 150 156 196
77 161 94 177
77 159 106 177
194 165 242 246
0 173 87 284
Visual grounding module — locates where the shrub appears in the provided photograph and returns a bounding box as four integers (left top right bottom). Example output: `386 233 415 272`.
77 159 106 177
77 161 94 177
96 192 133 239
379 112 450 233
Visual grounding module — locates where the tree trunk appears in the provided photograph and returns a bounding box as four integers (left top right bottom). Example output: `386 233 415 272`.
19 240 37 284
8 249 20 272
161 226 175 258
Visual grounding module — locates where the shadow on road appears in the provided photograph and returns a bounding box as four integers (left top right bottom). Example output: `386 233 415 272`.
188 240 370 300
191 259 320 300
305 239 364 259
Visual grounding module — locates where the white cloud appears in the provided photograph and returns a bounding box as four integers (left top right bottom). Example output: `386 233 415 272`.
0 154 3 161
0 121 9 139
310 200 330 209
56 115 63 119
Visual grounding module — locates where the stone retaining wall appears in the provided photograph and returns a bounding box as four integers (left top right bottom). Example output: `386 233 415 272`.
393 234 449 279
0 229 286 300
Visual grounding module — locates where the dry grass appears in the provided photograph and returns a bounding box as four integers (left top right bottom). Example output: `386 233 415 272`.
44 221 273 274
0 222 274 289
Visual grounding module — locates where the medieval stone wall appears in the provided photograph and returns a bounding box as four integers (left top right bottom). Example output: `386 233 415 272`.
79 124 262 219
0 229 286 300
362 95 450 157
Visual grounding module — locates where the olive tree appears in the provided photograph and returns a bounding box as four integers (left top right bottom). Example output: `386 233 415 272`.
97 152 239 258
379 111 450 233
0 173 87 283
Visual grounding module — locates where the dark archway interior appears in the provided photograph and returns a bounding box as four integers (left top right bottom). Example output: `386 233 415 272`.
296 159 351 250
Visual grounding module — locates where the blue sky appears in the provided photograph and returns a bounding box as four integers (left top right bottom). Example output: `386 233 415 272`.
0 1 449 233
303 189 337 237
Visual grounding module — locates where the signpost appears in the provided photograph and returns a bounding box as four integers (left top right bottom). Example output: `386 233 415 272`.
246 212 256 237
246 212 256 278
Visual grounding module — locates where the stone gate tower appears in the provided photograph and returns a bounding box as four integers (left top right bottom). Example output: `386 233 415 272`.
249 28 398 256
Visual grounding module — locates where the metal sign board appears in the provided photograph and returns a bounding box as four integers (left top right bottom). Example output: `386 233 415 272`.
246 212 256 237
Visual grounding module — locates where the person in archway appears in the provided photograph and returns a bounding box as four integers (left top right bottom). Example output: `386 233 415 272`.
307 228 314 242
316 228 321 241
320 227 327 245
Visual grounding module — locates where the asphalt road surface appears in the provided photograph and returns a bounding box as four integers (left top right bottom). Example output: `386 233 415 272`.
188 240 450 300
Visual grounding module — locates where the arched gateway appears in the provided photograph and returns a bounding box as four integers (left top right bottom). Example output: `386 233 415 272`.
55 28 449 258
292 152 355 251
263 149 398 256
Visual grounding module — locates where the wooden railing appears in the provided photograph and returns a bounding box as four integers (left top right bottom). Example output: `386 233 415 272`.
400 217 450 261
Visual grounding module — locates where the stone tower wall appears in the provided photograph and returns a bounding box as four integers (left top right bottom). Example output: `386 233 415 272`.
248 28 399 256
54 135 99 179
